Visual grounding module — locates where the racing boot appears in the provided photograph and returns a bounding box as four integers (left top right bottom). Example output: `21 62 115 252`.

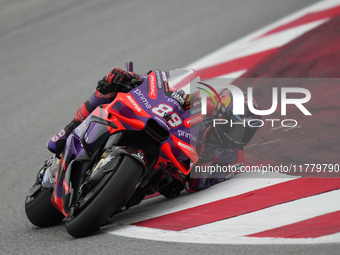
158 164 185 198
47 101 93 154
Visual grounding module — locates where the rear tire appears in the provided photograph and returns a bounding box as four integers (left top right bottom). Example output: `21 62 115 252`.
25 188 65 227
65 155 143 238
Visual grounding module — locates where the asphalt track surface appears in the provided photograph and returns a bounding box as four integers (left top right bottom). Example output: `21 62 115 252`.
1 0 338 254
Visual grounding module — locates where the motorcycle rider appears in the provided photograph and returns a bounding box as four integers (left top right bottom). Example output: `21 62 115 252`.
47 68 261 199
47 68 143 154
155 87 261 197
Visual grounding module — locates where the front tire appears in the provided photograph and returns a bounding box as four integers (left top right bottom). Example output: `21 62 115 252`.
25 188 65 227
65 155 143 238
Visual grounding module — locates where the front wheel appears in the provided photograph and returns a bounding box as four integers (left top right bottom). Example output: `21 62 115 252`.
25 188 65 227
65 155 143 238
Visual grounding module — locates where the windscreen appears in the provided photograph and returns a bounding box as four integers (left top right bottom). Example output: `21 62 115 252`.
167 68 200 91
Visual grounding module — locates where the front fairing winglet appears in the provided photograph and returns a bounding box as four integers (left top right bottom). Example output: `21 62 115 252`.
79 116 118 157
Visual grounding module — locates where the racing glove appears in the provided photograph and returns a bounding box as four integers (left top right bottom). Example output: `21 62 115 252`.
97 68 142 94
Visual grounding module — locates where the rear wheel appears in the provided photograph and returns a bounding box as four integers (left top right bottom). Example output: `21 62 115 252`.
65 155 143 238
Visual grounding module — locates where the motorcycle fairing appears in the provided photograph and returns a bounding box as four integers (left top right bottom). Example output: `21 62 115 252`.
107 69 201 174
52 68 203 216
52 105 122 216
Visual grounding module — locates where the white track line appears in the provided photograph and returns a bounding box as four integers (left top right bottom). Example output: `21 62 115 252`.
188 0 340 71
107 190 340 244
104 172 296 226
188 189 340 239
188 19 327 72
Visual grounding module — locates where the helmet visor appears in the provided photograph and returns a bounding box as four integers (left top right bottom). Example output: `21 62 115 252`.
219 120 259 146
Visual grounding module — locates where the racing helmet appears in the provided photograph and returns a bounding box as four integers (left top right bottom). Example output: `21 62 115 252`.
212 88 261 150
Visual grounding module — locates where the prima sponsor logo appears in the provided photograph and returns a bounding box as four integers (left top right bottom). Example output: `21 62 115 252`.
167 97 183 111
177 130 197 141
171 92 185 105
127 95 142 112
133 88 151 109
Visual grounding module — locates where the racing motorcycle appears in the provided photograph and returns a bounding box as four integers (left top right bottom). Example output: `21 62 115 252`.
25 62 202 238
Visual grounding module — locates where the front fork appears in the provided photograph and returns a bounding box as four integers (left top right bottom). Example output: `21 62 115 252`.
25 155 59 203
41 156 59 189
